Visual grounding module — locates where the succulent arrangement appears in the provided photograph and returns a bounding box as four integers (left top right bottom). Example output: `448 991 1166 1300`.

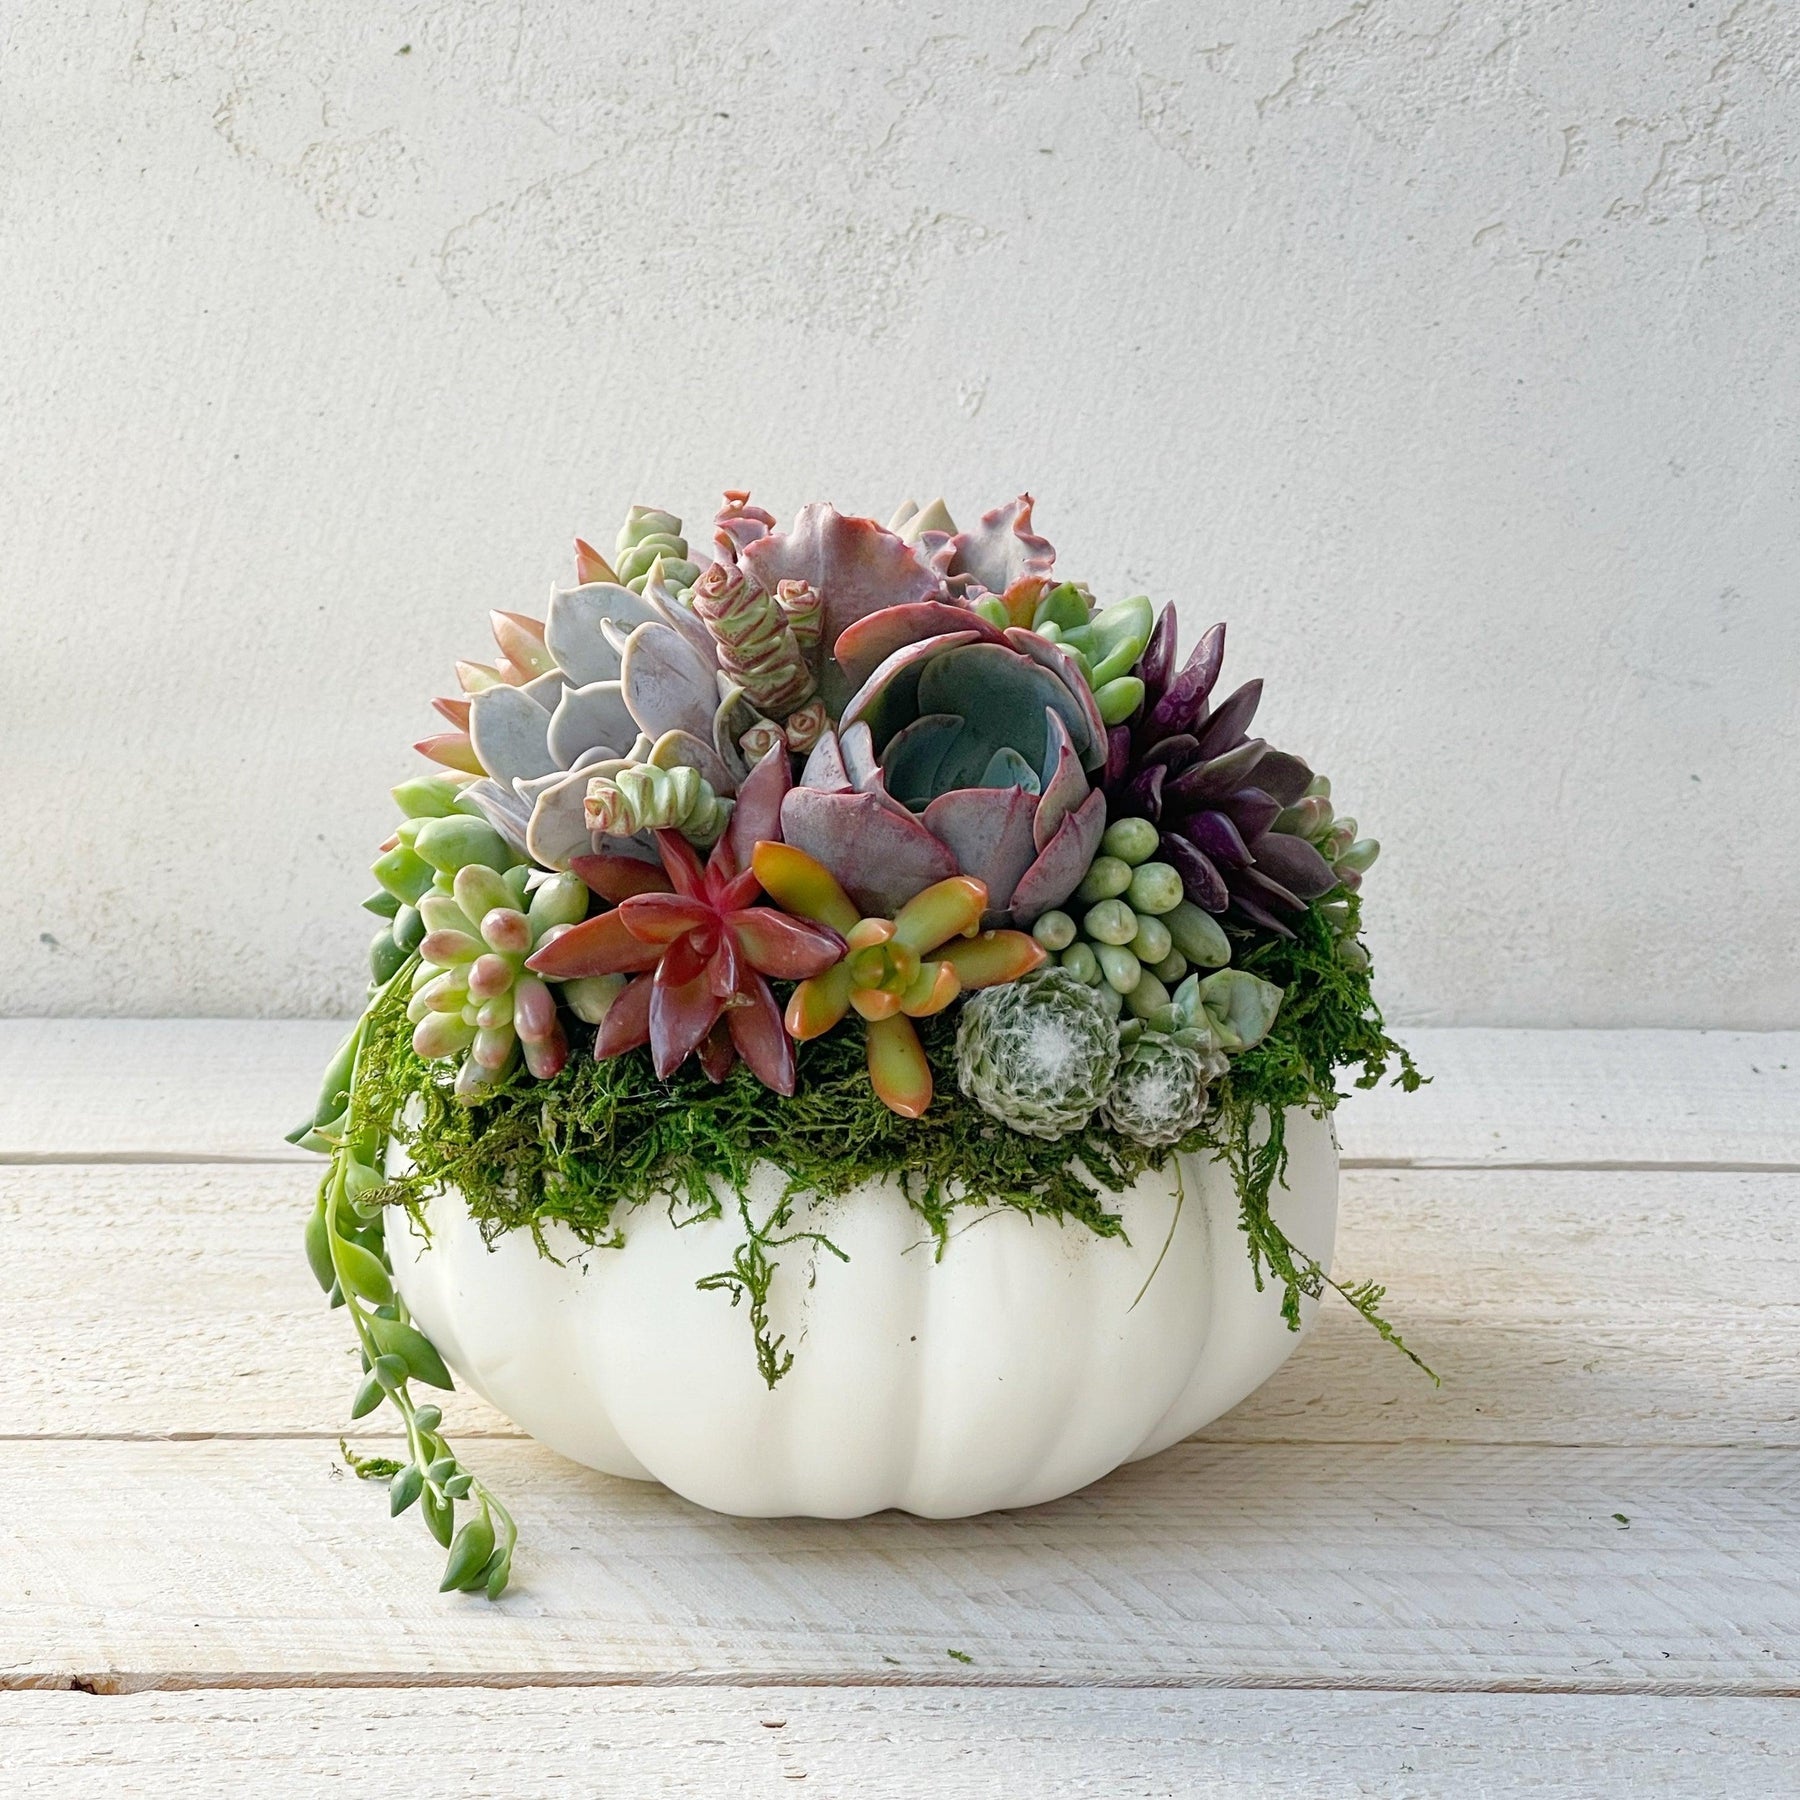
297 489 1418 1598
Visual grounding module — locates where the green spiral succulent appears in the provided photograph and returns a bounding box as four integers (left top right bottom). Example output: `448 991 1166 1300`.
582 760 732 846
953 965 1120 1140
614 505 703 593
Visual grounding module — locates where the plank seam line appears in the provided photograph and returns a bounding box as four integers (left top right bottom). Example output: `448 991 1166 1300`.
7 1154 1800 1173
11 1673 1800 1699
4 1432 1798 1451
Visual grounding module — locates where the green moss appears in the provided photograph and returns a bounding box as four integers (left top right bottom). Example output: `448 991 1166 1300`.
354 886 1426 1383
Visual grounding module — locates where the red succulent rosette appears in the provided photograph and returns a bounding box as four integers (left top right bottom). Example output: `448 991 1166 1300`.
527 748 844 1093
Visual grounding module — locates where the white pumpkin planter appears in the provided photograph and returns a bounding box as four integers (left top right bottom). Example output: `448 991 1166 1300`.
389 1107 1336 1518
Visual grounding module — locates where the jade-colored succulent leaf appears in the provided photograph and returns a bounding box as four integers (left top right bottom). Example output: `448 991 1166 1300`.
392 775 464 820
898 958 960 1017
784 962 856 1039
936 930 1045 989
751 841 861 936
865 1013 932 1118
413 815 516 876
1067 595 1153 687
1192 968 1284 1052
891 876 986 953
1032 583 1090 634
1094 676 1145 725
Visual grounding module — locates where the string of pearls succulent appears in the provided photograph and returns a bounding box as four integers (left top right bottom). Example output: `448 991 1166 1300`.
1029 816 1232 1023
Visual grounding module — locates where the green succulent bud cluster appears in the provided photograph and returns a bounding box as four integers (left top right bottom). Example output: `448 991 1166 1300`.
1277 774 1381 969
408 864 587 1099
364 775 523 987
954 966 1121 1140
1030 816 1232 1025
615 505 702 593
583 760 732 847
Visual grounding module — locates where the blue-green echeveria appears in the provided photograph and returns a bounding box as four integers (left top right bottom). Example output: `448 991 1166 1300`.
779 607 1108 924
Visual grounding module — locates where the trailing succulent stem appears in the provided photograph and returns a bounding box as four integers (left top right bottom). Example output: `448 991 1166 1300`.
295 964 518 1599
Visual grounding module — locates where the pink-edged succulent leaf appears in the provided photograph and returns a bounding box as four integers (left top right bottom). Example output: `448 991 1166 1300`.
526 909 665 979
1001 629 1106 768
921 784 1040 917
1033 710 1089 848
832 602 1004 694
799 728 853 790
713 489 776 565
779 787 958 919
751 842 861 935
741 503 943 655
415 733 485 777
725 743 792 871
727 973 796 1094
725 908 846 980
1006 787 1107 923
897 958 960 1017
490 610 555 680
595 972 655 1057
432 696 472 730
942 495 1055 598
837 631 983 752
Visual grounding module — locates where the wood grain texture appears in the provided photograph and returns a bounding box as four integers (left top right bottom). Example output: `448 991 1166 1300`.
3 1687 1795 1798
1 1437 1794 1690
3 1022 1796 1165
3 1162 1796 1449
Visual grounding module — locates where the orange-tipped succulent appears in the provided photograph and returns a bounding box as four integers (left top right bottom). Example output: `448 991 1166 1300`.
753 843 1045 1118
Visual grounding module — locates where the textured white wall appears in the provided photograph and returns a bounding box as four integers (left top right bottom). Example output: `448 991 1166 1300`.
1 1 1796 1025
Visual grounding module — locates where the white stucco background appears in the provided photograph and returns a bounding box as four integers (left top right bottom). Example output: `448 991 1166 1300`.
1 1 1795 1024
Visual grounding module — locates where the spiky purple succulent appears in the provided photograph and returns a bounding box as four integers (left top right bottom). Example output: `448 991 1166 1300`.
1101 611 1360 939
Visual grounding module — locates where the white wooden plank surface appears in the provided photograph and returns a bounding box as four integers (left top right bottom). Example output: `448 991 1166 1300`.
4 1021 1796 1166
3 1687 1795 1799
1 1438 1794 1691
5 1163 1796 1450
